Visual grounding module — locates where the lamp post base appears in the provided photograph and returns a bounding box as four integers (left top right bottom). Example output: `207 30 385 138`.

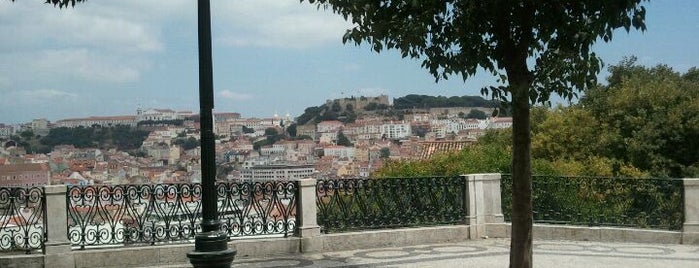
187 231 236 268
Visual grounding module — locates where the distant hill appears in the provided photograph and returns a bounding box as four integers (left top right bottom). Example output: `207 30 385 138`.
295 94 502 125
393 94 499 110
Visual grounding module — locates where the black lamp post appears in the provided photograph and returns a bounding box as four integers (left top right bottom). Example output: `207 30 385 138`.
187 0 236 267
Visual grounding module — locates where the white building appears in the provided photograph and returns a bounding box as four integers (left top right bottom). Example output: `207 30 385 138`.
136 108 192 122
324 146 355 159
381 122 411 139
239 164 316 182
260 144 286 156
317 120 344 133
55 116 137 128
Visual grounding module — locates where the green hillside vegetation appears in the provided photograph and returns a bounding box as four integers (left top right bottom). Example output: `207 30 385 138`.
296 102 359 125
9 125 150 154
296 94 503 125
377 59 699 178
393 94 499 109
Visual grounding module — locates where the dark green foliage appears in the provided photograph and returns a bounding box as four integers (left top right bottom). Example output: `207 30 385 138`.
465 109 487 119
286 123 298 137
580 60 699 177
9 0 85 8
500 175 684 231
40 126 149 151
337 131 352 146
264 128 281 144
394 95 499 110
379 147 390 159
242 126 255 134
412 125 428 138
296 105 325 125
173 137 200 150
19 130 35 139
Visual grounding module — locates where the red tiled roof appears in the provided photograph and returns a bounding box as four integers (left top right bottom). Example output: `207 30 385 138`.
415 141 473 160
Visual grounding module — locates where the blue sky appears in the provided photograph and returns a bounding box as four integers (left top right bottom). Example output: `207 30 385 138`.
0 0 697 124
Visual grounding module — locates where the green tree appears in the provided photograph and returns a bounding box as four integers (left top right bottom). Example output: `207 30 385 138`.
264 128 281 144
466 109 487 120
20 130 35 139
337 131 352 146
302 1 648 266
287 123 298 138
379 147 391 159
176 137 200 151
582 60 699 177
13 0 83 8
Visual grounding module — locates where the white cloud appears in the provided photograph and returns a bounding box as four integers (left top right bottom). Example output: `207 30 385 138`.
1 49 144 84
0 1 165 53
213 0 351 49
219 90 254 101
20 89 78 100
0 1 174 86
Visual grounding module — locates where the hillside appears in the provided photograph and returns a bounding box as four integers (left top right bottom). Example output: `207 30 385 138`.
295 94 502 125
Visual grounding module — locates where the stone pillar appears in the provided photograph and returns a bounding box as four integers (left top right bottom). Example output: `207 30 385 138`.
463 174 504 239
683 178 699 244
43 185 74 268
296 178 322 252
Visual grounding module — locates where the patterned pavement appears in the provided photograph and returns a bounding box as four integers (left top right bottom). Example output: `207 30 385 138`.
229 239 699 268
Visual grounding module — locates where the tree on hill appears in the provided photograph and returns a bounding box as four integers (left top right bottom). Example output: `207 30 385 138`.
22 0 84 8
302 0 648 266
337 131 352 146
286 123 298 138
581 59 699 177
465 109 487 120
393 94 499 109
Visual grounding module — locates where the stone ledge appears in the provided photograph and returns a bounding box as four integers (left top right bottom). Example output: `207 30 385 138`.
486 223 683 244
321 225 470 252
0 254 43 268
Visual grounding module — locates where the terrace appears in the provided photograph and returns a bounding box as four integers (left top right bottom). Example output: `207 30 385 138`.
0 174 697 267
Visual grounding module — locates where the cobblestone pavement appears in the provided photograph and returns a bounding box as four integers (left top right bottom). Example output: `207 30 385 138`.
228 239 699 268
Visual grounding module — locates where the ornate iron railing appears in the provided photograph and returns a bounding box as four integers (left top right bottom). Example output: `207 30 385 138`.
0 186 45 254
67 181 297 249
316 176 466 233
217 181 297 238
500 174 684 230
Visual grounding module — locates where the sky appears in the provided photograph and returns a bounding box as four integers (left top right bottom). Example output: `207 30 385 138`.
0 0 697 124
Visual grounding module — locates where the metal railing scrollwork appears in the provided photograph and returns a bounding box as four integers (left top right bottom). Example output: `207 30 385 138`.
500 175 684 230
316 176 466 233
0 186 45 254
217 181 297 238
67 181 298 249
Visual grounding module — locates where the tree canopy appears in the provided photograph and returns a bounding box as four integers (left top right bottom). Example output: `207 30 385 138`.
10 0 83 8
580 58 699 177
393 94 498 109
302 1 648 267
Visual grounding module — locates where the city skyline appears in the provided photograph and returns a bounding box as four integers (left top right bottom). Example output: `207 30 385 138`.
1 0 697 124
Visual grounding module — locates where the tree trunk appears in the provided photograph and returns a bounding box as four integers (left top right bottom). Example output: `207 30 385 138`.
508 72 533 268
